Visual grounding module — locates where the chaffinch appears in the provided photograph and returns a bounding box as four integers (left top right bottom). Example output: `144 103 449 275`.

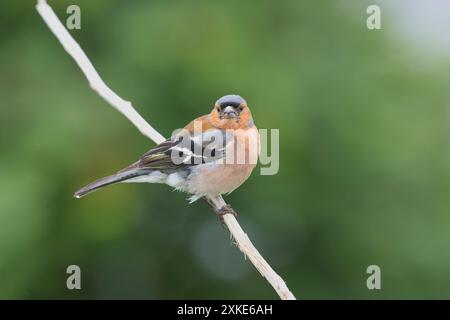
74 94 259 217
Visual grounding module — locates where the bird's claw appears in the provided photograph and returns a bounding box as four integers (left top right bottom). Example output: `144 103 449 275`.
216 204 238 223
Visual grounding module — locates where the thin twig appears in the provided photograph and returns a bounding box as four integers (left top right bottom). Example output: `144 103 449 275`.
36 0 296 300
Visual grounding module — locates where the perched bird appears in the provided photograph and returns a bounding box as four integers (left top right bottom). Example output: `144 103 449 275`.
74 94 259 217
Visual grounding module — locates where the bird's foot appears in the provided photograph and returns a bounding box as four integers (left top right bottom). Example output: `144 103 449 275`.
216 204 238 223
202 197 237 223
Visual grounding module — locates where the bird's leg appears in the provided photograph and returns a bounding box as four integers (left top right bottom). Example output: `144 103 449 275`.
203 197 238 223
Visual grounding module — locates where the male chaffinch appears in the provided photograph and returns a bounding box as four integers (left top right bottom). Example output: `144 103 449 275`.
74 94 259 217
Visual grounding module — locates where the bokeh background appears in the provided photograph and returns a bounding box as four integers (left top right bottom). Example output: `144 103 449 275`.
1 0 450 299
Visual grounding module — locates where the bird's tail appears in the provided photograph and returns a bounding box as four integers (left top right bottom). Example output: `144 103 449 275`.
74 168 151 198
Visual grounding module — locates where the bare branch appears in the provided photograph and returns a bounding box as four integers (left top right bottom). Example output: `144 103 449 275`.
207 195 296 300
36 0 165 143
36 0 296 300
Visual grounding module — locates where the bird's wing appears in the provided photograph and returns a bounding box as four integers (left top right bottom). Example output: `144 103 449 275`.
119 128 232 173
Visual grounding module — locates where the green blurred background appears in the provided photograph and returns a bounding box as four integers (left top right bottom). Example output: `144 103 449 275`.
1 0 450 299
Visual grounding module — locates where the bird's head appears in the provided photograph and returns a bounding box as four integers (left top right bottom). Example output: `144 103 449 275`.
209 94 254 130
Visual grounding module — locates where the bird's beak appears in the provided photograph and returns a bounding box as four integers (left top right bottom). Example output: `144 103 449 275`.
222 106 238 118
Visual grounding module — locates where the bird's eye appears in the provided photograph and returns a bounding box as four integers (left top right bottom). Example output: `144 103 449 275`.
238 105 244 111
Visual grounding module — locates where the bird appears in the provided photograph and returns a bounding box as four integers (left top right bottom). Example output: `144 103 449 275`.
74 94 259 218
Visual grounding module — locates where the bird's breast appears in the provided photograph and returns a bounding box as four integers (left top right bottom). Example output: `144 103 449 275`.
187 127 259 197
188 162 256 197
